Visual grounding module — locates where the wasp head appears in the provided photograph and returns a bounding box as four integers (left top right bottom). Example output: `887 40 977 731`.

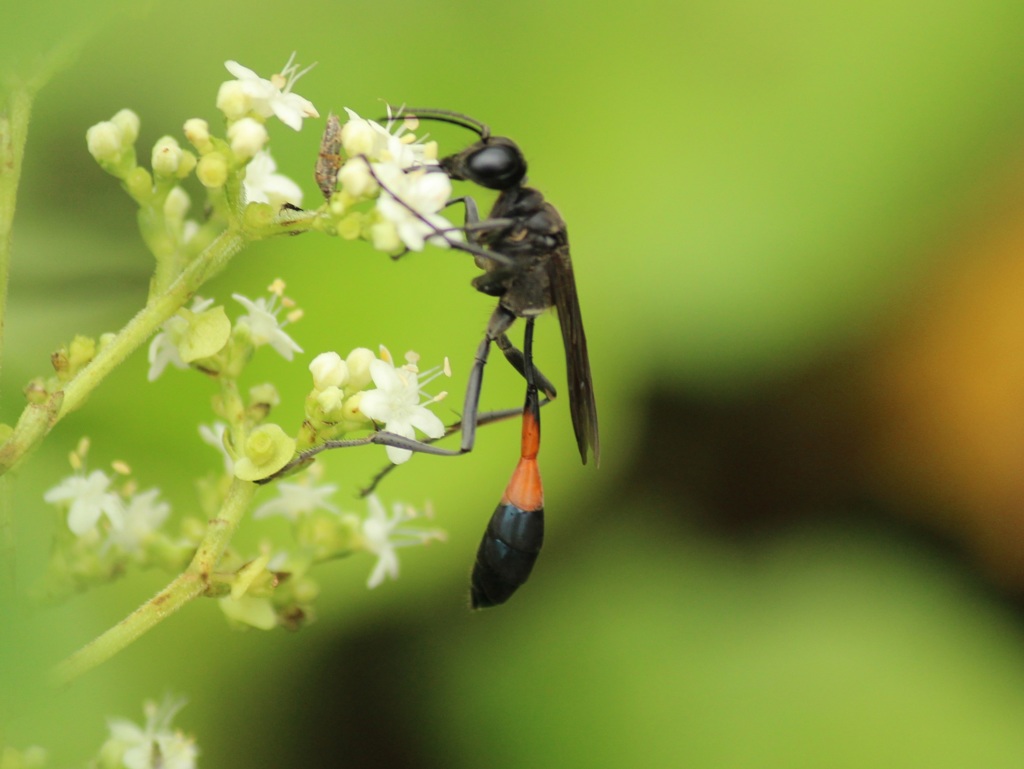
440 136 528 191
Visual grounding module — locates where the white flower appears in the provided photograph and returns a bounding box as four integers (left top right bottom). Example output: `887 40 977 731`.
104 696 198 769
232 291 303 360
361 494 444 589
147 296 215 381
105 488 170 554
243 150 303 207
44 469 125 536
375 165 459 251
253 480 339 520
199 422 233 474
357 352 446 464
341 107 437 169
223 53 319 131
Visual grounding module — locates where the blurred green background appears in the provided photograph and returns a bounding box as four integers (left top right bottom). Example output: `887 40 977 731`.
7 0 1024 765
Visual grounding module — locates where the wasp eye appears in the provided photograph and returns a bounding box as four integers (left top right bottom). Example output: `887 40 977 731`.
466 144 527 189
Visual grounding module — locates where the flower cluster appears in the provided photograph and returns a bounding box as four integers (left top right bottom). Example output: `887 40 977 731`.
4 697 198 769
38 439 192 600
56 54 468 642
299 345 451 466
147 279 302 381
86 54 318 295
316 108 463 254
99 696 197 769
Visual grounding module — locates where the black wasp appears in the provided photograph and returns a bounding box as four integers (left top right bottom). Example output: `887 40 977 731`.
403 109 600 608
273 109 600 608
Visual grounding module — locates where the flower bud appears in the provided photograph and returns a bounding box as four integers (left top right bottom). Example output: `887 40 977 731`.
176 149 197 178
337 211 363 240
110 109 140 145
68 335 97 374
338 159 377 198
164 186 191 220
24 378 48 404
345 348 376 391
309 352 349 390
216 80 251 121
86 121 123 163
197 153 229 188
370 220 401 253
315 386 345 419
228 117 268 161
183 118 213 153
340 390 369 426
152 136 184 177
250 382 281 410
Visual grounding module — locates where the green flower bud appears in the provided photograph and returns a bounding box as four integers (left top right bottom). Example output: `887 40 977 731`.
249 382 281 410
339 390 370 428
370 220 401 253
24 378 48 404
68 335 97 375
337 212 363 240
51 347 69 380
176 149 198 179
314 386 345 421
196 153 229 188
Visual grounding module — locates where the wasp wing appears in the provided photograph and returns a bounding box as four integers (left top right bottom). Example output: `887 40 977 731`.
549 246 600 465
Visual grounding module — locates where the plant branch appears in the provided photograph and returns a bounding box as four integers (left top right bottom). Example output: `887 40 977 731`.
50 478 257 686
0 227 248 477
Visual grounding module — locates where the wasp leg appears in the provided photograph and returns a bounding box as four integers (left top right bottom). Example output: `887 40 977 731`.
494 333 558 401
458 304 515 452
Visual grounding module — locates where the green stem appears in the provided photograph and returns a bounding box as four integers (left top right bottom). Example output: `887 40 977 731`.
0 89 34 601
0 86 32 379
0 227 247 476
50 478 257 686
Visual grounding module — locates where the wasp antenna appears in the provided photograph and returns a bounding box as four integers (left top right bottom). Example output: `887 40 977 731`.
396 108 490 140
